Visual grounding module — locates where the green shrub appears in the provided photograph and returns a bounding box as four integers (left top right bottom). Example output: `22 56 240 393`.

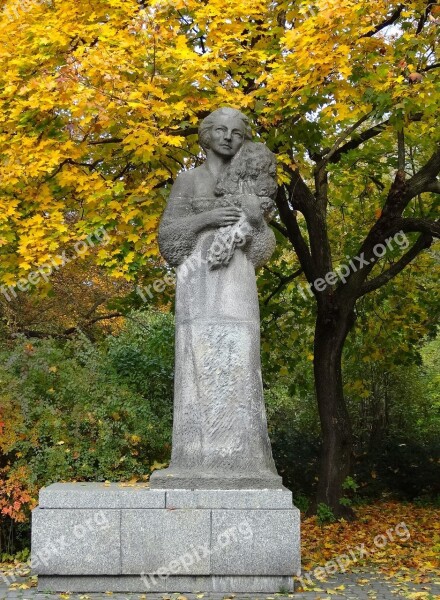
1 310 174 486
0 309 175 552
316 502 336 525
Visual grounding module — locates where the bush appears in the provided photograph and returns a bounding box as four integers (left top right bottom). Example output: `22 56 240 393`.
354 436 440 501
0 309 174 553
265 384 321 498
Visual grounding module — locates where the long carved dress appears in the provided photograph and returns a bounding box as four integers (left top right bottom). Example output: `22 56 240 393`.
150 163 283 489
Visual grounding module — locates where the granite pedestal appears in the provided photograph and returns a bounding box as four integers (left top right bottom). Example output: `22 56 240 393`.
32 483 300 593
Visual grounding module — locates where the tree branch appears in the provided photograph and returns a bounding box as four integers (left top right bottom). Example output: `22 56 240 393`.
399 145 440 205
284 168 334 277
425 179 440 194
394 217 440 237
45 158 104 181
362 4 405 37
88 137 124 145
421 62 440 73
275 186 315 282
358 233 433 296
286 165 316 211
369 175 385 191
397 127 405 172
337 146 439 299
264 268 303 305
318 112 373 168
328 120 389 164
416 0 435 34
63 312 122 335
13 312 123 339
270 220 289 238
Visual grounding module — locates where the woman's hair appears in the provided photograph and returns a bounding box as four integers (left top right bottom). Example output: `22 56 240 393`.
198 107 253 152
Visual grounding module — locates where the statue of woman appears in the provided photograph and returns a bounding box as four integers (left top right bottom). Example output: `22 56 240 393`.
150 107 283 489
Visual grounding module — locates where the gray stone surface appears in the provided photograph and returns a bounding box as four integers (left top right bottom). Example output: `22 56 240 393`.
39 483 165 509
121 509 211 574
211 509 300 577
150 108 282 491
32 508 120 575
210 577 294 593
166 489 294 509
151 471 283 490
36 575 294 593
31 488 300 591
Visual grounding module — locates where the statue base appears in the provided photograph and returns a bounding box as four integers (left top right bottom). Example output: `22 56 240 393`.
149 467 284 489
32 483 300 593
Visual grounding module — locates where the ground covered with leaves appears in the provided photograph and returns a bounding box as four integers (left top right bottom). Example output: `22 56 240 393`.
299 501 440 597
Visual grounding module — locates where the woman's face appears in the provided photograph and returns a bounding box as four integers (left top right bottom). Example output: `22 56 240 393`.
208 114 245 158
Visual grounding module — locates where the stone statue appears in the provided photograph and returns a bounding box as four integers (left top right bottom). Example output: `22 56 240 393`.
150 107 283 489
31 108 300 595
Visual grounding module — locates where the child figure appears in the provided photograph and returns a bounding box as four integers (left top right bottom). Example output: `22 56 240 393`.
206 141 277 270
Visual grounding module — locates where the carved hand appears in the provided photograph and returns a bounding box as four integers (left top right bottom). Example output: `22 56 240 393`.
199 206 242 229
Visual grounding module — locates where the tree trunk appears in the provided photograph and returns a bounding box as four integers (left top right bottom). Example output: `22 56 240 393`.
314 301 355 519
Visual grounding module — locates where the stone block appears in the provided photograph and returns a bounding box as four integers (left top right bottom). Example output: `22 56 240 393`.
37 574 295 593
211 508 300 576
33 487 300 592
32 508 120 575
166 488 293 509
39 483 165 509
121 509 211 574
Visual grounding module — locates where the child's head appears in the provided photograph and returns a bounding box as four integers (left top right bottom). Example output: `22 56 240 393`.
215 141 277 198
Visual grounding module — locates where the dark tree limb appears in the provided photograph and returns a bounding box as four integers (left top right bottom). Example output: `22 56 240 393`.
336 143 439 298
62 312 123 335
425 179 440 194
270 220 289 238
397 127 405 172
421 62 440 72
318 112 373 168
394 217 440 237
264 268 303 305
285 166 316 211
45 158 104 181
112 162 135 181
88 137 124 145
328 120 389 164
320 113 424 167
358 233 433 296
362 4 405 38
284 167 333 279
275 186 316 282
399 145 440 205
416 0 436 34
369 175 386 191
14 312 123 339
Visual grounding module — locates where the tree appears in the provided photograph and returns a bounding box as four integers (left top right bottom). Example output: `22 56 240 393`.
1 0 439 515
0 253 130 340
